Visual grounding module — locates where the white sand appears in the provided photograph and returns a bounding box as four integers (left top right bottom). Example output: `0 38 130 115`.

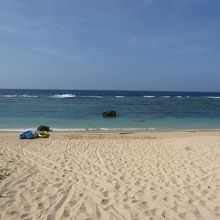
0 131 220 220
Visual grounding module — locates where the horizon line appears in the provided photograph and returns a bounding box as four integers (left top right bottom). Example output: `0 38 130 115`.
0 88 220 93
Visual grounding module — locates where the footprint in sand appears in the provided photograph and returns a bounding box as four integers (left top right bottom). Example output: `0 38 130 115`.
20 213 30 219
101 198 109 206
62 209 70 218
139 201 148 209
38 202 44 210
49 195 57 202
69 200 77 207
53 183 63 188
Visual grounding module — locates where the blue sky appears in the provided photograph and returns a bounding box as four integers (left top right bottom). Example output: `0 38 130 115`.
0 0 220 91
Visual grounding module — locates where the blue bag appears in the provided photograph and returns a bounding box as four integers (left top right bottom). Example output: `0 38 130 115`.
19 130 38 139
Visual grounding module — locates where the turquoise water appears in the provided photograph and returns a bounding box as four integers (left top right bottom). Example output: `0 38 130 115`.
1 89 220 131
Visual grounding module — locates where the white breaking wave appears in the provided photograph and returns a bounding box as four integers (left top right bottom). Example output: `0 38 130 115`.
41 128 150 132
52 128 88 131
51 94 76 98
148 128 156 130
0 95 17 98
115 96 124 98
0 94 38 98
143 96 155 98
99 128 149 131
80 96 103 98
207 96 220 99
19 94 38 98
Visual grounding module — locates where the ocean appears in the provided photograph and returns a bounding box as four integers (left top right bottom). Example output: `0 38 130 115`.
1 89 220 131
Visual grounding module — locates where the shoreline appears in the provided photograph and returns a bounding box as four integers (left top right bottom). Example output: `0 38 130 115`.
1 128 220 133
1 130 220 140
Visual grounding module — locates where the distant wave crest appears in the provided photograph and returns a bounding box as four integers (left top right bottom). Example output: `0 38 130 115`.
0 95 17 98
80 96 103 98
0 94 38 98
207 96 220 99
143 96 155 98
19 94 38 98
51 94 76 98
115 96 124 98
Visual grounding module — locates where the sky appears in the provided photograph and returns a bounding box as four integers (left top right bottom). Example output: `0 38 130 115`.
0 0 220 91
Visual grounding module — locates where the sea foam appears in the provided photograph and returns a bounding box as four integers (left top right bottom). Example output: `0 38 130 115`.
207 96 220 99
51 94 76 98
115 96 124 98
80 96 103 98
143 96 155 98
19 95 38 98
0 95 17 98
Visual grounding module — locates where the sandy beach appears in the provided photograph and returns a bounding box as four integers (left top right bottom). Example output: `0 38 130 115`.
0 131 220 220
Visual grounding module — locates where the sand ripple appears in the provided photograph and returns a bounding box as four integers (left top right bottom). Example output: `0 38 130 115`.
0 132 220 219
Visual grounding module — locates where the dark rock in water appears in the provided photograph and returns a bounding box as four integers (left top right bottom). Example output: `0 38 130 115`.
103 111 117 118
37 125 50 131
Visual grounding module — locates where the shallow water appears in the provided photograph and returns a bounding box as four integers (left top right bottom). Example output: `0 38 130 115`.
1 89 220 131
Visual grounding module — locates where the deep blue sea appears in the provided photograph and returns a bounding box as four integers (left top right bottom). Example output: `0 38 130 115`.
1 89 220 131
